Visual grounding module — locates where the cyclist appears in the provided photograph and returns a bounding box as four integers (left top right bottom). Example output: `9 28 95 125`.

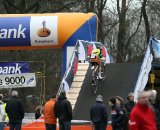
90 45 105 80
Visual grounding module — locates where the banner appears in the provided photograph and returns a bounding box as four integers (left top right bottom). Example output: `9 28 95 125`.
0 62 29 74
0 73 36 88
134 38 153 101
0 16 58 47
152 38 160 58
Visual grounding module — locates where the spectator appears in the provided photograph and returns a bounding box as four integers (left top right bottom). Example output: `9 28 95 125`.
115 96 129 130
54 91 72 130
90 95 108 130
6 90 24 130
125 92 135 115
129 91 157 130
2 95 7 104
43 94 57 130
149 90 160 130
155 96 160 112
35 106 42 120
0 94 6 130
108 97 124 130
2 95 9 125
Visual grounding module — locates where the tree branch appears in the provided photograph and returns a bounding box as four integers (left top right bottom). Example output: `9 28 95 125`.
102 0 108 9
104 21 119 37
142 0 150 43
6 0 22 12
116 0 121 16
42 1 77 13
124 11 142 54
26 2 40 13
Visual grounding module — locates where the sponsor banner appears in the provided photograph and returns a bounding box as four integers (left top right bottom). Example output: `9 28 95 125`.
0 17 30 46
30 16 58 46
0 73 36 88
0 62 30 74
0 16 58 46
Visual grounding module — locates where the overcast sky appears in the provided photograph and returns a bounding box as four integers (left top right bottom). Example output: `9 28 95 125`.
106 0 141 9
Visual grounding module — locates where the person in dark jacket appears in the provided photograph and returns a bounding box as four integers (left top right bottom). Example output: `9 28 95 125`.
54 91 72 130
115 96 129 130
90 95 108 130
149 90 160 130
125 92 135 115
109 97 124 130
5 90 24 130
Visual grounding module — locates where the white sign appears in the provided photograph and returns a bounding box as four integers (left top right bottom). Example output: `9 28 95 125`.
30 16 58 46
0 73 36 88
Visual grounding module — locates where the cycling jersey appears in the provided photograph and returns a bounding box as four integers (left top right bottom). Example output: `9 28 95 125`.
91 49 101 57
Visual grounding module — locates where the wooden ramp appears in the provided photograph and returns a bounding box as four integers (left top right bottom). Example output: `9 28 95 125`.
67 63 89 109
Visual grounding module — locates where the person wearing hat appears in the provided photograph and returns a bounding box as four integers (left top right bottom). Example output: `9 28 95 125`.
108 96 124 130
90 95 108 130
54 91 72 130
5 90 24 130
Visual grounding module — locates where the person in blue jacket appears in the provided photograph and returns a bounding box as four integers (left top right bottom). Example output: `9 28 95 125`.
90 95 108 130
6 90 24 130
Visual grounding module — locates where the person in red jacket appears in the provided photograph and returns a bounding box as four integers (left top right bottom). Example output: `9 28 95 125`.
129 91 157 130
43 94 57 130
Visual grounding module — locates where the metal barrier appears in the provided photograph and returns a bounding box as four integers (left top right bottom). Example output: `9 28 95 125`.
23 113 36 124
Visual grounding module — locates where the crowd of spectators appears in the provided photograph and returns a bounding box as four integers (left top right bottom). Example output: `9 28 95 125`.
0 89 160 130
90 90 160 130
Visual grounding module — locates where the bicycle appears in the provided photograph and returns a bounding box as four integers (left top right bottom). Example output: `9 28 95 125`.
90 53 106 94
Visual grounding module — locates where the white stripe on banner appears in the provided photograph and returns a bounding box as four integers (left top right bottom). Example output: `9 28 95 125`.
78 41 86 63
104 47 110 64
134 39 153 102
0 73 36 88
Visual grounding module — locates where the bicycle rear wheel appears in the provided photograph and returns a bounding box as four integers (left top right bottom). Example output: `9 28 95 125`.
100 63 106 80
91 76 98 94
91 66 99 94
97 63 106 89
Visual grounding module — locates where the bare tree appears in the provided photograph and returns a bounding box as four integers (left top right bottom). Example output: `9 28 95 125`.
1 0 40 13
82 0 108 43
116 0 127 62
147 1 160 39
142 0 150 43
107 0 145 62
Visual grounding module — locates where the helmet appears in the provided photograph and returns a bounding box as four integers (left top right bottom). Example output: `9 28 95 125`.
97 45 102 50
97 45 101 49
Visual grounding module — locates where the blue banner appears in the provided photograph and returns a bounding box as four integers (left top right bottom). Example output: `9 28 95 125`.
152 38 160 59
0 16 58 47
0 17 30 46
0 62 30 74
